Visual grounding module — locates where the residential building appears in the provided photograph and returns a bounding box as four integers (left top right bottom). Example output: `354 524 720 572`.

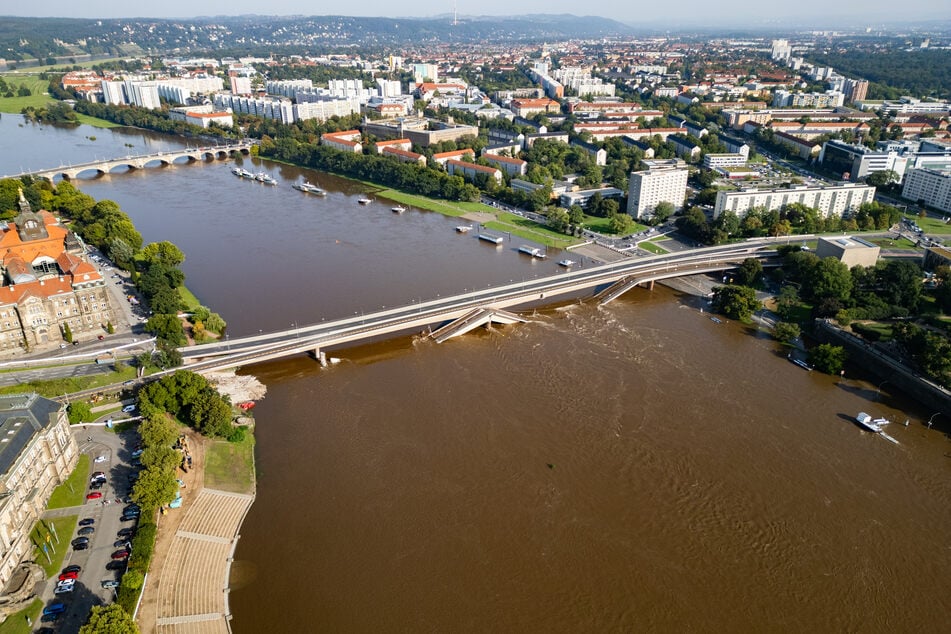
381 147 426 166
362 117 479 148
902 167 951 214
510 98 561 118
482 154 527 177
101 80 125 106
446 160 502 184
432 149 475 166
168 106 233 128
626 159 689 219
124 81 160 109
669 135 701 161
265 80 313 99
772 90 845 109
773 131 821 160
320 130 363 153
771 39 792 62
229 76 252 95
373 139 412 154
569 139 607 166
714 183 876 219
0 393 78 593
0 191 116 353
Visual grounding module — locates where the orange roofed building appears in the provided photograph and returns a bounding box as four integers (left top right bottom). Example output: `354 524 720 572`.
0 191 115 354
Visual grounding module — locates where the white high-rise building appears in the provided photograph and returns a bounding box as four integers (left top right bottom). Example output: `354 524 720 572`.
627 159 688 219
124 81 161 109
714 183 876 218
376 78 402 98
902 168 951 214
771 39 792 62
101 80 126 105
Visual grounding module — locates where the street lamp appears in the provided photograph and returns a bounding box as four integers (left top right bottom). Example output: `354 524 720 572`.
927 412 942 429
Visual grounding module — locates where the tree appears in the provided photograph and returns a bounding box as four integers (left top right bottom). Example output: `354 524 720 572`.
711 285 762 321
132 465 179 510
144 314 186 347
204 312 227 334
609 213 634 234
141 241 185 267
734 258 764 288
806 257 853 303
653 201 675 223
865 169 900 188
79 604 139 634
67 401 93 424
62 322 73 343
776 285 800 320
809 343 847 375
772 322 801 344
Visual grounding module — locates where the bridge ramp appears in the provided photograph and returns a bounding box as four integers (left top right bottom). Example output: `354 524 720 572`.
430 308 527 343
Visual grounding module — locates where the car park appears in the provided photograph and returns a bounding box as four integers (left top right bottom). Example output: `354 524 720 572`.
77 526 95 536
78 518 95 526
86 491 102 500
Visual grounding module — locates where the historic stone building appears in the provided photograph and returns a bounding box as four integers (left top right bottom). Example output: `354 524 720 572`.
0 192 115 353
0 393 77 597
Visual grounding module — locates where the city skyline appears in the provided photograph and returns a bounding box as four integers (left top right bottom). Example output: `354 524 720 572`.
4 0 948 26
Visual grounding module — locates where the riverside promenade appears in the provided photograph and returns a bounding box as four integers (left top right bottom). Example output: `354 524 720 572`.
139 430 256 634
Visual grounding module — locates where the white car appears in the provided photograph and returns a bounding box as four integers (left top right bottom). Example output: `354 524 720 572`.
94 455 108 463
121 405 136 413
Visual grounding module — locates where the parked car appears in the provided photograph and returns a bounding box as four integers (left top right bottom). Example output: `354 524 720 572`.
114 539 131 548
121 405 137 413
61 565 81 574
77 527 95 536
54 585 75 595
106 560 127 571
42 602 67 616
86 492 102 500
94 455 108 463
131 449 144 459
73 542 89 551
91 471 106 479
89 481 104 490
101 579 120 589
111 550 130 560
120 514 138 522
78 518 95 526
117 528 135 538
71 537 89 547
58 572 78 581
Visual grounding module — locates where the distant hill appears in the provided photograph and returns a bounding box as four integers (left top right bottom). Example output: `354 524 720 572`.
0 14 635 61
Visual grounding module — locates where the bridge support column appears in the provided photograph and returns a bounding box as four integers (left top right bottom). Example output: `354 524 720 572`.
649 280 654 291
310 348 328 367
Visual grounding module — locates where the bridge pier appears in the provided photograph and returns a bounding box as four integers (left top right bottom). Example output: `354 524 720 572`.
310 348 328 367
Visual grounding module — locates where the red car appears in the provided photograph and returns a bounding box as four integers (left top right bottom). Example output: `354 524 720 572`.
58 572 78 581
111 550 130 560
86 492 102 500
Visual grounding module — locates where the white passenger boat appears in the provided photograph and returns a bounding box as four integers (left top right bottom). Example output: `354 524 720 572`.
557 259 575 267
391 205 407 214
455 225 473 233
358 197 372 205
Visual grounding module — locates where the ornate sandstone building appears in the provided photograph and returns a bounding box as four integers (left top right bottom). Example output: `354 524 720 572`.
0 191 115 354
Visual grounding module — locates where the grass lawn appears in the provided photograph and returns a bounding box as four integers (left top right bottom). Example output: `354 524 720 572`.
903 212 951 235
204 433 255 495
784 303 814 324
47 455 90 510
639 241 669 255
869 237 919 250
851 321 894 341
178 285 202 312
0 598 42 634
0 75 119 128
31 515 78 577
0 365 138 397
582 214 648 236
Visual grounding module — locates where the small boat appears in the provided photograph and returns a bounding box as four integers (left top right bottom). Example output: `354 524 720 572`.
391 205 407 214
254 172 267 181
294 181 327 195
788 355 813 371
231 167 243 176
237 168 253 178
710 317 722 324
557 259 575 267
455 225 473 233
478 234 504 245
260 175 277 186
358 197 372 205
855 412 900 444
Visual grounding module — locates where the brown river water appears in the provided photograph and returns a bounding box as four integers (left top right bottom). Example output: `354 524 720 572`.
4 118 949 632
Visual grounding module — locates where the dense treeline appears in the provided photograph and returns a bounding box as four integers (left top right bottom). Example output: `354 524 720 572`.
809 48 951 100
677 201 902 245
138 371 236 438
71 100 236 139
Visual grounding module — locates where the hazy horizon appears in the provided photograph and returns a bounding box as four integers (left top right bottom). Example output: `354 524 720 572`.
4 1 949 27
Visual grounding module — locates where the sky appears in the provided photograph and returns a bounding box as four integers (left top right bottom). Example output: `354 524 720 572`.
4 0 947 25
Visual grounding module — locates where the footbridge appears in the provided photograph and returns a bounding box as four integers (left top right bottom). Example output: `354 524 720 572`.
2 141 255 181
178 237 802 373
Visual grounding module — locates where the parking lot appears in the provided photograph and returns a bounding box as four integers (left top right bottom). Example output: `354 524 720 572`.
37 423 142 630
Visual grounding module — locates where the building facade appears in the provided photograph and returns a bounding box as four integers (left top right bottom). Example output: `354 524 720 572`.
626 160 688 219
902 168 951 214
714 183 876 218
0 193 116 354
0 393 78 590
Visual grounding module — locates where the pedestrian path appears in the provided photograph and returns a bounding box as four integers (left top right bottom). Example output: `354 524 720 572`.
152 488 254 634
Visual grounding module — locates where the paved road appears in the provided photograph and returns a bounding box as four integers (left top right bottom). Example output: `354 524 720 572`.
38 423 141 632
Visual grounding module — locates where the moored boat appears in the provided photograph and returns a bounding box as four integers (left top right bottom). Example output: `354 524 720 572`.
518 245 546 258
557 259 575 267
358 197 372 205
391 205 407 214
455 225 473 233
